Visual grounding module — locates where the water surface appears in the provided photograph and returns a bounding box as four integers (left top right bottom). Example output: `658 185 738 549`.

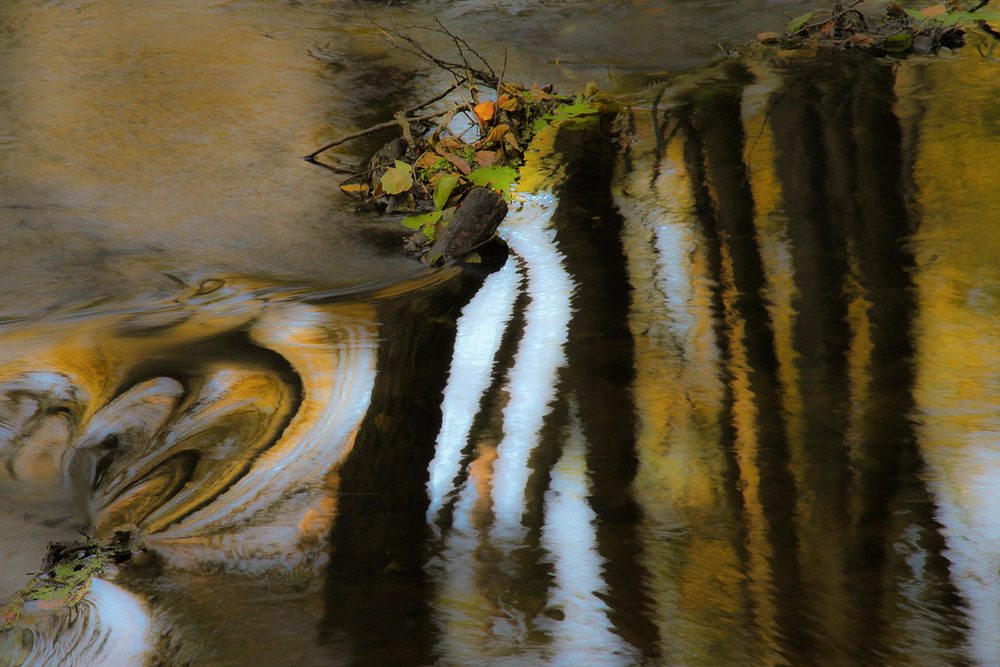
3 1 1000 666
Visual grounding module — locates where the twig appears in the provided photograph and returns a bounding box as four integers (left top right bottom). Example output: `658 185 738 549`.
303 104 467 160
792 0 866 35
434 17 496 79
372 16 499 88
450 73 480 130
498 46 508 93
405 83 459 115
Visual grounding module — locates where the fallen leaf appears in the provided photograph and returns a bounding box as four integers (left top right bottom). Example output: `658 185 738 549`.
380 161 413 195
433 173 460 211
339 183 369 194
434 146 472 174
467 165 518 192
504 133 520 151
498 95 518 111
786 10 814 33
415 152 440 169
474 100 495 124
820 20 835 37
920 4 947 16
476 150 498 168
529 83 551 101
485 123 511 145
402 210 442 229
438 136 467 151
757 31 781 41
884 32 913 51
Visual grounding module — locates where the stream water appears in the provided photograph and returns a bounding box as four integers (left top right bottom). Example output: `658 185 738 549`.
3 0 1000 665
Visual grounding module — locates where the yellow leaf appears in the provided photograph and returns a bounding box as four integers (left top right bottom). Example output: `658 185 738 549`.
380 165 413 195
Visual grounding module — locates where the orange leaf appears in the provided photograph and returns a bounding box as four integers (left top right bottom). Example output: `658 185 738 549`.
474 100 495 123
920 4 946 16
498 95 518 111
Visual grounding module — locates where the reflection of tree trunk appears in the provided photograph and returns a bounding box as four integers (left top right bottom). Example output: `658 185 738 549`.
550 125 661 660
838 60 968 663
682 70 807 662
320 275 482 667
766 59 856 666
764 53 967 663
677 114 749 548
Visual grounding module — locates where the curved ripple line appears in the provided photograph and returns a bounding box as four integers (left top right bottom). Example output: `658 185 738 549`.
152 303 377 545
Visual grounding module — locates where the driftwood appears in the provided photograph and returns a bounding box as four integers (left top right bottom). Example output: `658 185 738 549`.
428 187 507 262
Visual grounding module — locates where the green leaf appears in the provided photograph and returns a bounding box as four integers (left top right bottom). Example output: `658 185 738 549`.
553 102 600 116
380 163 413 195
467 166 519 193
401 210 442 229
904 6 1000 24
433 173 460 211
786 10 814 33
884 33 913 51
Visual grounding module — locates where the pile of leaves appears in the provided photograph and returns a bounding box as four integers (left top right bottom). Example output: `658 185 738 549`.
358 83 601 255
305 21 610 263
0 532 139 628
755 0 1000 54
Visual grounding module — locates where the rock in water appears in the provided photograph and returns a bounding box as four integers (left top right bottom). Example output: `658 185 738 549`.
429 187 507 262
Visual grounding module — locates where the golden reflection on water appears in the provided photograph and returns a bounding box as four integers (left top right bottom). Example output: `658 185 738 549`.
901 54 1000 667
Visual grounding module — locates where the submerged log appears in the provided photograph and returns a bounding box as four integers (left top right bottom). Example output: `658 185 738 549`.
428 187 507 262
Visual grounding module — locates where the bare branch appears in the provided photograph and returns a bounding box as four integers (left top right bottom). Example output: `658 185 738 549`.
302 104 468 161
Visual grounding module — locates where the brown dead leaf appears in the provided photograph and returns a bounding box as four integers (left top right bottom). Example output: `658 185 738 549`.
920 4 947 16
820 21 835 37
438 136 467 152
504 133 519 151
434 146 472 175
415 152 440 170
529 83 551 101
484 123 511 145
757 31 781 41
476 150 498 168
